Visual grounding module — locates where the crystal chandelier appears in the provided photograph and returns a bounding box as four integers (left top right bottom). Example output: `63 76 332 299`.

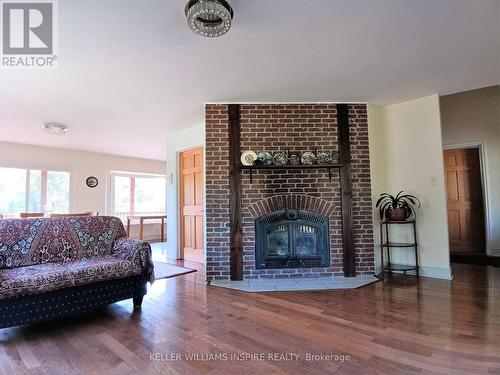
185 0 234 38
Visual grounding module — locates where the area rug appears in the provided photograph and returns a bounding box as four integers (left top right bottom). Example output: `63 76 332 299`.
153 261 197 280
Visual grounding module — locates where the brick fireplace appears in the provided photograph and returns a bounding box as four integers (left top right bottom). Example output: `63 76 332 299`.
205 103 374 281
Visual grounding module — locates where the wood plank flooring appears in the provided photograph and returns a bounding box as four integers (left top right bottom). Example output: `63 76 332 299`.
1 261 499 374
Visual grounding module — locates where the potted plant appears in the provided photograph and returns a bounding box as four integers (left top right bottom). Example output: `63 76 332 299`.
375 191 421 221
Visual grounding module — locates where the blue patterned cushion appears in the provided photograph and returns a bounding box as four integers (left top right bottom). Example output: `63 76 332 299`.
0 257 142 300
69 256 142 286
0 263 76 299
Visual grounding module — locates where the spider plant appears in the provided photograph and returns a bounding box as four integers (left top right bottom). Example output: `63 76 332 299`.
375 191 421 221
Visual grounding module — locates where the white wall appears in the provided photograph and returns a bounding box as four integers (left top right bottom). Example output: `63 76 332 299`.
440 86 500 255
0 141 165 240
165 124 205 259
368 95 451 279
367 104 387 272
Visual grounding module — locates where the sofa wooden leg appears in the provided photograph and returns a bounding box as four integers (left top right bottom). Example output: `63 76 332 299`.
133 295 144 309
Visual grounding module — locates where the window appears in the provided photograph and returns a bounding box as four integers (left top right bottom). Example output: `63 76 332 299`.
0 167 70 216
46 171 70 213
0 167 26 215
111 173 166 221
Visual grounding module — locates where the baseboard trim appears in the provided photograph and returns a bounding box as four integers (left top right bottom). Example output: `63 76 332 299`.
491 249 500 257
375 265 452 280
418 266 453 280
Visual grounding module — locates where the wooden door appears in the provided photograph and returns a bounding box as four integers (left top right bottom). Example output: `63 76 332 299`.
444 148 485 253
179 148 204 263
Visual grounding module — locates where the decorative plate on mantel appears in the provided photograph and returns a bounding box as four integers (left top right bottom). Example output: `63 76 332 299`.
317 151 333 165
240 151 258 166
289 151 301 165
273 151 288 166
301 151 317 165
257 151 273 166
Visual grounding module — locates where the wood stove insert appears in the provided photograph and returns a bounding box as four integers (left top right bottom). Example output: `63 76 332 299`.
255 209 330 269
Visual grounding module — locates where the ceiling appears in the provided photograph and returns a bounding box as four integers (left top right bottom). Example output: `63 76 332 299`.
0 0 498 160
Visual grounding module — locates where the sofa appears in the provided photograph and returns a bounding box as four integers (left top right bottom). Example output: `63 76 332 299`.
0 216 154 328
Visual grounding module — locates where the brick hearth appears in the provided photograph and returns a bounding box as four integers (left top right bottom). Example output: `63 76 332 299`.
205 103 374 281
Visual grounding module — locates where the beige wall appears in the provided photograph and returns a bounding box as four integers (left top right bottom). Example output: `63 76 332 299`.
440 86 500 254
369 95 451 279
367 104 387 272
0 141 165 241
165 124 205 259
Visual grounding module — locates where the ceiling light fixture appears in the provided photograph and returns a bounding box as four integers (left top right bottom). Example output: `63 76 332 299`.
43 122 68 136
185 0 233 38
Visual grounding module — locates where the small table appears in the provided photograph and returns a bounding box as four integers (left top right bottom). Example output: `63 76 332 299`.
127 215 167 242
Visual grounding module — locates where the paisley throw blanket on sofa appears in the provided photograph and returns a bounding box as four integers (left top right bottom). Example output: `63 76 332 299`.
0 216 154 300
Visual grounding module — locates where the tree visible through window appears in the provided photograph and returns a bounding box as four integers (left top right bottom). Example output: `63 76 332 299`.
0 167 70 216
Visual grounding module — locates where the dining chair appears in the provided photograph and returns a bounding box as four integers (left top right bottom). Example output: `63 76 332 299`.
49 212 94 218
20 213 45 218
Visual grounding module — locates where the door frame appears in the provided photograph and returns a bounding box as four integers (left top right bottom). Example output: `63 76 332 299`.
177 146 206 261
443 141 491 255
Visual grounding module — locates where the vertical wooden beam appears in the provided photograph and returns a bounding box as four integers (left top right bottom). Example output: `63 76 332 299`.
337 104 356 277
228 104 244 280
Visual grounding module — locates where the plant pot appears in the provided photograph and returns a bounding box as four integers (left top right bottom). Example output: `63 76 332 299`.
385 207 407 221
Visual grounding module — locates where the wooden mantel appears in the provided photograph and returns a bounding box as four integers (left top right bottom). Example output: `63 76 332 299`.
227 103 356 279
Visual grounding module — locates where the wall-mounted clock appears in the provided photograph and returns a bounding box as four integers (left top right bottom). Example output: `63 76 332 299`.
86 176 98 188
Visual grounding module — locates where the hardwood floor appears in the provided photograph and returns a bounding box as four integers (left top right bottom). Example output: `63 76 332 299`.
1 262 499 374
450 253 500 267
